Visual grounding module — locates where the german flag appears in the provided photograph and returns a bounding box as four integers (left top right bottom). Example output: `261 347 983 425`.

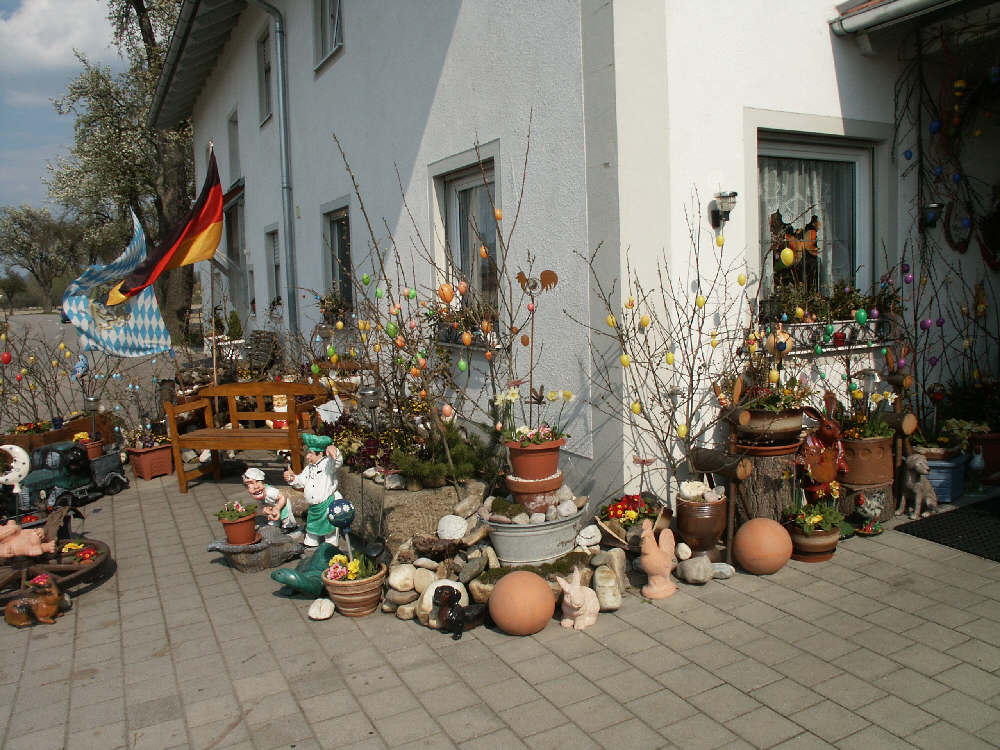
106 151 223 306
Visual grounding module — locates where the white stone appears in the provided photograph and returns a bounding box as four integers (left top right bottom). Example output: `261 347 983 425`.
605 547 628 593
413 557 438 570
384 473 405 490
477 506 491 521
412 567 436 595
592 566 621 611
677 556 714 585
437 514 467 540
545 504 559 521
676 542 692 561
395 603 417 620
416 579 469 629
529 513 547 524
576 525 601 547
373 472 385 485
307 598 335 620
454 493 481 518
512 513 530 525
483 496 496 511
484 545 500 569
555 484 574 504
556 498 578 518
362 467 378 479
387 564 416 592
712 562 736 579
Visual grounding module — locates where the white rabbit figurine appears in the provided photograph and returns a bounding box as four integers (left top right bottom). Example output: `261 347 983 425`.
555 568 600 630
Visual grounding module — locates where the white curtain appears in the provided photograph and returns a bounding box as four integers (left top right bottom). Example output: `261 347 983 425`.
759 155 855 293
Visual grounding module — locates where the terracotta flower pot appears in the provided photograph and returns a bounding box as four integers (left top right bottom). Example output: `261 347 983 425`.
737 409 803 445
787 525 839 563
841 436 894 485
83 439 103 460
127 444 174 480
675 495 727 560
506 438 565 480
220 514 257 546
322 564 387 617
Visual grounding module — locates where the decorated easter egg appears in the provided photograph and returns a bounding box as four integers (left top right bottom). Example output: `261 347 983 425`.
458 359 468 372
630 401 641 415
665 352 674 365
438 283 454 304
676 424 689 438
780 247 795 267
361 273 371 286
494 208 503 221
385 321 398 337
441 404 454 418
695 295 706 309
715 235 725 247
479 245 488 259
606 314 616 328
0 352 10 365
620 353 631 367
640 314 650 328
737 272 747 286
461 332 473 347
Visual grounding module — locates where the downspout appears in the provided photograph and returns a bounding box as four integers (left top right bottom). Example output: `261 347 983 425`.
830 0 962 35
249 0 299 334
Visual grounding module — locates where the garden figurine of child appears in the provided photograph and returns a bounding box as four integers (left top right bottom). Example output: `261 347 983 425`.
284 433 344 547
242 467 297 533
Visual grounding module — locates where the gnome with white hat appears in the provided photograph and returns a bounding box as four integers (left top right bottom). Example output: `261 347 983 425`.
284 433 344 547
242 467 297 533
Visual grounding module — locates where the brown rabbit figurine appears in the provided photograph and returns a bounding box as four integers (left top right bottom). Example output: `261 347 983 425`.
799 391 847 488
5 574 64 628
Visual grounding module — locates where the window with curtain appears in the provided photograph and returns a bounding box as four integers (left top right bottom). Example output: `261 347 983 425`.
445 167 498 311
758 139 872 295
323 207 352 311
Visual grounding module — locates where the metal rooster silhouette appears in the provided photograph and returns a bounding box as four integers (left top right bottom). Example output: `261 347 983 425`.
516 270 558 294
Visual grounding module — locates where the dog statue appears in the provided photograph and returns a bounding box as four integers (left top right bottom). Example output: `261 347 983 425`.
432 583 487 640
5 574 66 627
555 567 599 630
897 453 938 520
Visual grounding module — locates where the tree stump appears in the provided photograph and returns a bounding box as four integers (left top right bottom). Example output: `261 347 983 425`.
734 451 799 522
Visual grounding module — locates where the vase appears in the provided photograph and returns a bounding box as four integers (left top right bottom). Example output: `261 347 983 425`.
841 437 894 485
736 409 803 445
675 495 728 561
969 433 1000 483
322 563 387 617
787 525 839 562
506 438 565 481
926 453 970 504
83 440 103 460
220 514 258 546
127 444 174 480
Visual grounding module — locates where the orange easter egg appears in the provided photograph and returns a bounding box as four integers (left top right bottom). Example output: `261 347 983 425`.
461 332 473 347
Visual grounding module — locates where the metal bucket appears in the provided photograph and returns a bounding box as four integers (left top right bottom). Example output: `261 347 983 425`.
488 511 581 566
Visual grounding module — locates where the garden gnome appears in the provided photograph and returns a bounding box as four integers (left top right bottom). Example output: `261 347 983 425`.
0 522 56 558
639 517 677 598
284 433 344 547
243 467 297 533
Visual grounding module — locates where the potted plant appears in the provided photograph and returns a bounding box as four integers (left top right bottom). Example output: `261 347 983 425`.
215 500 258 545
321 552 386 616
72 431 103 460
499 387 573 481
782 491 845 562
730 362 814 446
943 379 1000 482
596 492 667 549
838 389 897 486
124 427 174 480
675 480 728 560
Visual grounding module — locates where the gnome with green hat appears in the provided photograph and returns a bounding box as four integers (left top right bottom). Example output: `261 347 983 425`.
283 433 345 547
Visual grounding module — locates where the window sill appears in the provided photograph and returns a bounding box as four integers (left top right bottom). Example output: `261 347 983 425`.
259 113 272 129
313 44 343 74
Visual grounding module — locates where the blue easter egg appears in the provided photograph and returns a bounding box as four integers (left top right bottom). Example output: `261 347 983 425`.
962 217 971 228
903 149 913 160
929 119 942 134
933 166 943 176
952 172 961 183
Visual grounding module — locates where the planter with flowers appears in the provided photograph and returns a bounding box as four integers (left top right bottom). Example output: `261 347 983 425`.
839 389 897 486
321 552 386 616
216 500 258 546
782 492 845 563
597 493 668 550
124 427 173 480
72 431 104 460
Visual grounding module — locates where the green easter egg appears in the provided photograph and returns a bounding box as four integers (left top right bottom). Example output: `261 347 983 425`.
311 363 320 374
362 273 371 285
855 309 868 325
825 323 834 335
385 321 398 337
819 372 827 380
375 288 384 299
458 358 468 372
814 344 822 355
408 289 417 300
326 345 335 357
880 347 888 356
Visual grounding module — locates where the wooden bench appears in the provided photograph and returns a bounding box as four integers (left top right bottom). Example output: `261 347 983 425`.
163 382 330 493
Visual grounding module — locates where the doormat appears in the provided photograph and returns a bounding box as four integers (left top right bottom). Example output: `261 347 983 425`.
895 495 1000 562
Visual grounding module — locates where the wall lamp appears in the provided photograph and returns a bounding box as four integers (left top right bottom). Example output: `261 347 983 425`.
711 191 738 231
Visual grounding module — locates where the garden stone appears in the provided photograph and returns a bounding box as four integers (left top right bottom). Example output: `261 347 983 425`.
467 547 482 559
413 536 460 560
417 580 469 628
676 542 692 561
546 505 559 521
388 564 416 592
412 568 436 595
396 603 416 620
468 576 494 604
576 525 601 547
459 556 487 584
592 565 622 611
437 559 462 580
477 506 491 521
573 565 594 588
556 499 578 518
483 496 496 511
529 513 546 524
490 514 512 523
413 557 438 570
373 472 385 485
712 562 735 579
382 601 398 613
181 449 198 463
362 467 378 480
512 513 530 525
454 493 481 519
461 520 489 547
605 547 628 592
386 588 420 606
308 598 336 620
574 494 589 509
677 555 714 585
590 551 611 567
484 545 500 569
437 515 467 540
555 484 575 504
405 477 423 492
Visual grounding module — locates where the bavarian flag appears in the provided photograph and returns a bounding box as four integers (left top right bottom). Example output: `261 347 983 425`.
106 150 223 306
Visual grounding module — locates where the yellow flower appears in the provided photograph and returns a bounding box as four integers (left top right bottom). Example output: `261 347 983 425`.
546 390 558 402
806 514 823 525
347 559 361 580
561 390 575 402
871 393 882 404
624 510 639 522
329 554 348 567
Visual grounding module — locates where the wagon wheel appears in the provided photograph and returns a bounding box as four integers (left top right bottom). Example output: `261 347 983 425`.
0 537 112 606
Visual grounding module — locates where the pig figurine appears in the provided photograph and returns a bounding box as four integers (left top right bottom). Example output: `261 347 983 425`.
0 521 57 559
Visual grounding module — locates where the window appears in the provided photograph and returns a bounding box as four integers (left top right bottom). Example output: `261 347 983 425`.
224 199 249 320
758 138 873 295
267 229 281 305
323 207 352 310
444 166 498 308
314 0 344 66
227 111 241 183
257 31 272 123
247 267 256 317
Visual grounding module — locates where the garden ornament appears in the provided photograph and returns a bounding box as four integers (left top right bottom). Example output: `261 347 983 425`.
555 567 599 630
433 583 487 640
270 542 338 597
854 491 884 535
639 517 677 598
0 521 56 559
284 434 345 547
0 444 31 496
243 467 296 532
5 574 67 628
897 453 939 520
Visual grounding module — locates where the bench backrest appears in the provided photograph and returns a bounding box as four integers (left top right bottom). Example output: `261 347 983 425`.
196 382 329 431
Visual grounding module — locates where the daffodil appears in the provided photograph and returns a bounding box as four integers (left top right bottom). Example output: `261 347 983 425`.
561 390 575 402
546 390 559 402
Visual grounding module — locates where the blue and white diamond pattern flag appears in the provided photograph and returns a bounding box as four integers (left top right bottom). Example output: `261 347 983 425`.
62 211 172 356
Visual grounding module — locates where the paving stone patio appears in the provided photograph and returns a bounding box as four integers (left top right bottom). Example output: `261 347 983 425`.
3 467 1000 750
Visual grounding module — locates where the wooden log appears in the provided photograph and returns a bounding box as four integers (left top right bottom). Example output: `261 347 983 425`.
886 373 914 390
689 447 753 481
722 408 752 427
882 412 918 436
733 452 799 522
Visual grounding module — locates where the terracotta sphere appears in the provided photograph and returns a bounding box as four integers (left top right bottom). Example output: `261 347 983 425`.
732 518 793 575
488 571 555 636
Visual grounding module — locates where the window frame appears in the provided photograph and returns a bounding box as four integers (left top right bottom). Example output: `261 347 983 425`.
257 30 273 125
265 227 281 308
322 206 353 312
227 110 241 185
443 165 498 304
314 0 344 70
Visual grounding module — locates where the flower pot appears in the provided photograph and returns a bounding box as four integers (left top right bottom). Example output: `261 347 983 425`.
926 453 969 504
912 445 960 461
220 514 258 546
841 436 894 486
675 495 728 561
322 563 387 617
505 471 565 513
737 409 803 445
83 440 103 460
127 444 174 480
505 438 565 481
969 433 1000 483
787 525 839 562
488 512 581 566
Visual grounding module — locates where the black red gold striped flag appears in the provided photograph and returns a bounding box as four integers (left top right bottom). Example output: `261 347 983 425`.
106 150 223 306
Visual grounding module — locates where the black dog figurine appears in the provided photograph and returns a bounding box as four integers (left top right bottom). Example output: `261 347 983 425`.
432 584 488 640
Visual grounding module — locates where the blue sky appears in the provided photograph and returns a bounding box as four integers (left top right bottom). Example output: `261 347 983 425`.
0 0 121 208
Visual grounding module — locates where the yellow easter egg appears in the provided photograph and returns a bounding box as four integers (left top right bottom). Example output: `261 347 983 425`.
695 295 706 309
665 352 675 365
737 272 747 286
711 339 719 348
715 234 725 247
360 334 367 343
65 350 72 358
676 424 689 438
630 401 641 415
20 368 27 375
625 297 634 309
12 396 18 403
606 314 616 328
28 356 35 364
749 342 758 353
58 342 66 350
640 314 650 328
51 360 57 367
374 343 382 353
768 369 780 383
620 353 631 367
710 330 718 337
780 247 795 267
336 320 344 330
795 307 804 320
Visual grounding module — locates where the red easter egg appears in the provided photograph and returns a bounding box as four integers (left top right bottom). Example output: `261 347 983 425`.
0 352 10 365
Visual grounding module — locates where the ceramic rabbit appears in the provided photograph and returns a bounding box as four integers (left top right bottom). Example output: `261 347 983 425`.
555 568 599 630
640 518 677 598
800 391 847 488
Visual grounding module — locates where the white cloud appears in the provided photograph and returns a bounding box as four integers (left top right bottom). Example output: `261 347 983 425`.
0 0 117 74
4 87 54 107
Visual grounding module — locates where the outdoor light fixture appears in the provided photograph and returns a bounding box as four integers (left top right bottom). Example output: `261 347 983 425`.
711 191 738 230
84 395 99 438
921 202 945 229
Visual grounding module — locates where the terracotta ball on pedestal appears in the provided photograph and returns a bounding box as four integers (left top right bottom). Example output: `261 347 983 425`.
732 518 793 575
488 570 556 635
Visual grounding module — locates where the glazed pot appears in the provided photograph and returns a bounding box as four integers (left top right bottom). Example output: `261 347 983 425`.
841 436 894 485
322 564 387 617
787 525 839 563
675 495 727 561
220 514 257 546
506 438 565 481
737 409 803 445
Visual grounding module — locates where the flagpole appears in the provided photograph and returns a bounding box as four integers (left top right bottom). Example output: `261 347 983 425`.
211 266 218 388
